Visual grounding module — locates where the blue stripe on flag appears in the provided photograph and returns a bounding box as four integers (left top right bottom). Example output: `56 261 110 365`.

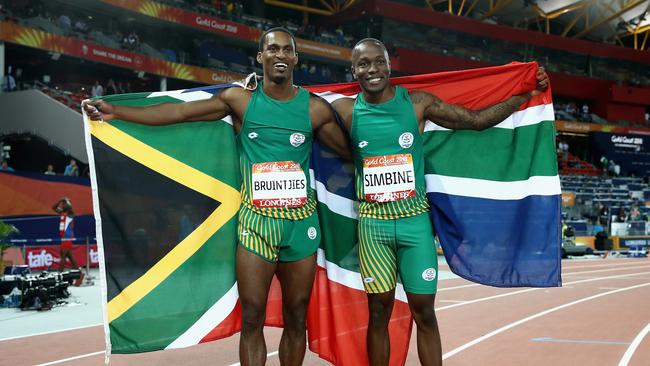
428 192 562 287
312 141 356 200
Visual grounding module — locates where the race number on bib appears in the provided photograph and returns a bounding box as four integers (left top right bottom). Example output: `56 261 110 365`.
252 161 307 208
363 154 415 202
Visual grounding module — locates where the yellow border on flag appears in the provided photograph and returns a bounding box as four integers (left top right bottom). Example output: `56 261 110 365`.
89 121 240 323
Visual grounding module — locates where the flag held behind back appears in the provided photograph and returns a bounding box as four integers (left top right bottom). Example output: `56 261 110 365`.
83 62 560 365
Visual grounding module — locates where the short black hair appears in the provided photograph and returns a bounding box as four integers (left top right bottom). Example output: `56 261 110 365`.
353 38 386 50
352 38 388 60
258 27 297 52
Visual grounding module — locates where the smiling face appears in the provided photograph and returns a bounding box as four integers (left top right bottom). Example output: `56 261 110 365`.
257 31 298 85
351 41 391 95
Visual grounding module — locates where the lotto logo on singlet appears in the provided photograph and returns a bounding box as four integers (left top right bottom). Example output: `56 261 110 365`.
307 226 317 240
422 268 437 281
251 161 307 208
363 154 416 202
248 132 259 139
363 277 375 284
398 132 414 148
289 133 306 147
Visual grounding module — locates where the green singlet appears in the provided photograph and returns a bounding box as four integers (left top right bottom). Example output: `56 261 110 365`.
238 82 317 220
351 85 429 220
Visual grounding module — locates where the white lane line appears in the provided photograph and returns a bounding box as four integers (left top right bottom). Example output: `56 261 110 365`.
439 283 481 292
436 270 650 311
436 265 650 294
0 323 102 342
227 351 279 366
443 282 650 361
34 351 105 366
564 265 650 276
618 323 650 366
562 261 648 270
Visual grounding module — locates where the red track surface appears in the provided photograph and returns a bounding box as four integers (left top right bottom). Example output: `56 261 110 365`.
1 258 649 366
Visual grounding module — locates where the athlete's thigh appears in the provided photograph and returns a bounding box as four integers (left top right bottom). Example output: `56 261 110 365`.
396 214 438 294
236 244 277 308
276 253 317 308
358 216 397 294
238 206 283 262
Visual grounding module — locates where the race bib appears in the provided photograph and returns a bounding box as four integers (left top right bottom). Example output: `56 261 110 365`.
363 154 415 202
252 161 307 208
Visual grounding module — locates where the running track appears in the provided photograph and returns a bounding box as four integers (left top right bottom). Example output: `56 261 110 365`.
1 258 649 365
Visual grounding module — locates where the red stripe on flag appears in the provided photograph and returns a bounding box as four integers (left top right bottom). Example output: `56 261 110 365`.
307 267 412 366
305 62 550 111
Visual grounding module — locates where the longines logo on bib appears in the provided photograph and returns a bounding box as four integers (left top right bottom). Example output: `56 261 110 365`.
399 132 414 148
290 133 306 147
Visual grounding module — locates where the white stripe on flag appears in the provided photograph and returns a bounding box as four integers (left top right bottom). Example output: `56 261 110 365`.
317 249 407 302
315 180 359 219
165 284 239 349
425 174 561 200
424 103 555 132
314 91 357 104
148 90 214 102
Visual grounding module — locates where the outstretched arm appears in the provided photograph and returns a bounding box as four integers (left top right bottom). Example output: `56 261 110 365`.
416 67 549 131
82 87 246 125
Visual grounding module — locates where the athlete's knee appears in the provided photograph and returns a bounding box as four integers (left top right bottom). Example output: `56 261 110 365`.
410 299 438 327
367 294 394 327
241 300 266 332
282 296 309 332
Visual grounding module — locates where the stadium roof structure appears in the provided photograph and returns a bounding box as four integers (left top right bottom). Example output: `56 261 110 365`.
265 0 650 50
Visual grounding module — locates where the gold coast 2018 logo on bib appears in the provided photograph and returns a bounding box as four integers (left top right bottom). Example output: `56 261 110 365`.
362 154 416 202
251 161 307 208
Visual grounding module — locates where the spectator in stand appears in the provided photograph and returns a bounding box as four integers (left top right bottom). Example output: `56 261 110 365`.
57 14 72 33
44 164 56 175
124 81 132 93
0 160 14 172
565 102 577 117
598 205 610 226
580 103 592 122
91 80 104 97
3 66 16 92
616 207 627 223
608 160 620 176
127 32 140 51
557 139 569 166
74 18 88 35
629 206 643 221
63 159 79 176
106 79 118 95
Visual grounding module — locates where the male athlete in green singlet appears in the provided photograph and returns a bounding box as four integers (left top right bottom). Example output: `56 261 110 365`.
84 28 350 366
332 38 548 366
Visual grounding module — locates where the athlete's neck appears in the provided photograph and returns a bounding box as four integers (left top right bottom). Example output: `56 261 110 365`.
262 76 297 101
362 85 395 104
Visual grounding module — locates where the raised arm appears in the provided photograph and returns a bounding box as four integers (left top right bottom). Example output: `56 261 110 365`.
82 87 249 125
414 67 549 131
310 96 352 161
